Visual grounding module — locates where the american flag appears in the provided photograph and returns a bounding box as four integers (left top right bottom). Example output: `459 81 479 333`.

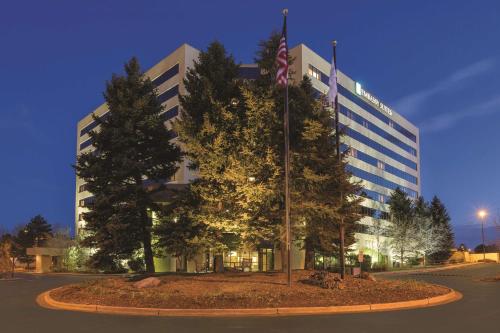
276 15 288 86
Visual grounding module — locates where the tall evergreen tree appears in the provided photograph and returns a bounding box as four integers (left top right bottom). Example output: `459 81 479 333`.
428 196 454 263
24 215 53 247
153 189 208 264
174 42 247 257
388 188 415 265
254 33 363 270
75 58 182 273
289 81 363 269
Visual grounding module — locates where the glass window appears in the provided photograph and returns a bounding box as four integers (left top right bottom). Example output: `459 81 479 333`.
360 188 390 203
339 106 417 156
158 85 179 104
341 143 418 184
79 138 93 151
80 112 110 137
238 66 261 80
343 127 417 170
152 64 179 87
338 85 417 143
161 105 179 122
308 64 321 80
348 165 418 199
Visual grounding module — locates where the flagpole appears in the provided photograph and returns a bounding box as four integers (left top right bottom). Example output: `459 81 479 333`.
283 8 292 288
332 40 345 279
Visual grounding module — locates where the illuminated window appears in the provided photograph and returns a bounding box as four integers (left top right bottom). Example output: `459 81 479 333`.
308 65 321 80
378 194 385 203
349 147 358 158
377 160 385 170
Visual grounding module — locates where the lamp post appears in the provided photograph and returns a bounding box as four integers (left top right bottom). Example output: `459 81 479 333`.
477 209 487 261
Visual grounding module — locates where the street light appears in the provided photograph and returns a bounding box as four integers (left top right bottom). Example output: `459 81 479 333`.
477 209 488 260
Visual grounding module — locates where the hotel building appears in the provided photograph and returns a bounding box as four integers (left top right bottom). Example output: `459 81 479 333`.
75 43 420 272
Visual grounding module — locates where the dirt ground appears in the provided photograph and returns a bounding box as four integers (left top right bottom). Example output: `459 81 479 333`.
50 270 450 309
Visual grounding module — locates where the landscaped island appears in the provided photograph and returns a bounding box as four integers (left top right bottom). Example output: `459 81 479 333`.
49 271 450 309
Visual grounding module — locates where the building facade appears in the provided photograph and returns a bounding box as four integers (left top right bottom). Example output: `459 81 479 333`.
289 44 420 267
75 43 420 272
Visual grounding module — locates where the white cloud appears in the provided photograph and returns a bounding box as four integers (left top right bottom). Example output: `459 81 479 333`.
421 95 500 133
394 58 495 115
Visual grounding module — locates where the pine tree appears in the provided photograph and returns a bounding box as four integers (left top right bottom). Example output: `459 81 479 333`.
254 33 363 271
174 42 247 258
223 87 283 246
388 188 415 265
428 196 455 263
153 189 208 265
24 215 53 247
75 58 182 273
289 80 363 269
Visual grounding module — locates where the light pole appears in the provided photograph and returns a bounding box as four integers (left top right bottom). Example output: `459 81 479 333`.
477 209 487 261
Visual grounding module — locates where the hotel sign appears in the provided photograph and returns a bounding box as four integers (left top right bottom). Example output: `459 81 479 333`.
355 82 393 116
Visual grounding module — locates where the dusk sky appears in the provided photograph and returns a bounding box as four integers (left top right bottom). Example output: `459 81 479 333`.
1 0 499 247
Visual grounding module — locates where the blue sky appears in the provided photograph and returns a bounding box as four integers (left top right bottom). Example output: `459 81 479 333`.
1 0 499 247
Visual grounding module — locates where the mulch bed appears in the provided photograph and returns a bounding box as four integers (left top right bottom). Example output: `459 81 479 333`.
50 270 450 309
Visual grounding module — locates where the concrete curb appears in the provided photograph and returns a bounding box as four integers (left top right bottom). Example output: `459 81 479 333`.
37 287 462 317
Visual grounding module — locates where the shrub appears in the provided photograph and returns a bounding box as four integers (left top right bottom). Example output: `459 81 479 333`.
370 262 387 272
128 258 145 273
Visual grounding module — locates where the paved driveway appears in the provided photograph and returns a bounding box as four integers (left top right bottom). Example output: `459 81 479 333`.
0 264 498 333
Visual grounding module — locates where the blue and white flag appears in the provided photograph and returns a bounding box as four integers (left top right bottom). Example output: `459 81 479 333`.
327 57 337 107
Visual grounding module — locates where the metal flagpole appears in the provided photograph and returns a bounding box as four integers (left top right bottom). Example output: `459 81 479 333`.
332 40 345 279
283 8 292 287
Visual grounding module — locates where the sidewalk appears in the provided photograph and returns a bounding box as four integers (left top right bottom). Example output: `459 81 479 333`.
373 262 480 276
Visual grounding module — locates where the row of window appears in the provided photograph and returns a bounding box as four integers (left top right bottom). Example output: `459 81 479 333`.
306 64 417 143
338 85 417 143
161 105 179 122
80 112 110 137
78 184 88 193
78 196 94 207
343 126 418 170
343 144 418 185
151 63 179 88
347 164 418 199
340 106 417 156
79 85 179 138
158 85 179 104
79 138 93 150
360 188 390 204
360 206 391 220
238 66 261 80
79 128 177 152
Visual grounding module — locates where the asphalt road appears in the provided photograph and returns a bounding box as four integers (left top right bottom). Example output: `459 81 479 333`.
0 264 498 333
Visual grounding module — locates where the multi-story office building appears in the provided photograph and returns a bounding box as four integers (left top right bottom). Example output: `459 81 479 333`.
289 44 420 266
75 43 420 271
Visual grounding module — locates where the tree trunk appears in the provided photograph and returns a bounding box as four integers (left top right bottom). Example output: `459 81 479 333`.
339 223 345 279
11 257 15 278
142 210 155 273
304 249 315 270
401 249 404 267
214 254 224 273
280 240 287 273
